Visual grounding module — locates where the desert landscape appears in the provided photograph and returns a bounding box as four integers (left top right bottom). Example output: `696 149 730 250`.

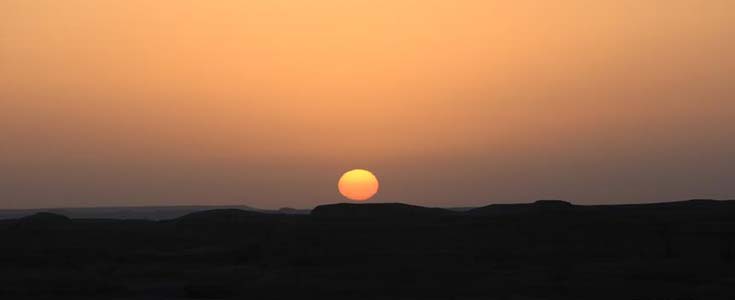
1 199 733 299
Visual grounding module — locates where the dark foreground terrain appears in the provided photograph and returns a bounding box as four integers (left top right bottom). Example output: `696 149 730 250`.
1 200 734 299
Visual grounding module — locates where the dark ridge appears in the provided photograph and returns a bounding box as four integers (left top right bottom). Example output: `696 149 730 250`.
468 199 735 218
311 203 454 220
533 199 573 206
20 212 72 222
581 199 735 213
0 205 266 220
1 199 735 298
277 207 311 215
13 212 72 230
608 199 725 209
468 200 576 216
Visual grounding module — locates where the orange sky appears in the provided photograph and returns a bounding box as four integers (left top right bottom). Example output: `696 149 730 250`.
1 0 734 209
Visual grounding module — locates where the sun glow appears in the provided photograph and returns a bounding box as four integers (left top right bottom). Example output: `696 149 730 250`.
338 169 379 201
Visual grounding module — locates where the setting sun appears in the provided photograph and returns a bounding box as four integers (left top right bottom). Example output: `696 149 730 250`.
1 1 734 297
338 169 379 201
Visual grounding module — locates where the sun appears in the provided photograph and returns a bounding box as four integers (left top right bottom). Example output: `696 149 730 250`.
338 169 379 201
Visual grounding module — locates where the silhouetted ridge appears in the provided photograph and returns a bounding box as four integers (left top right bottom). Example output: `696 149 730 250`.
468 200 576 215
468 199 735 219
618 199 725 209
533 199 573 207
1 199 735 298
14 212 72 230
311 203 453 219
277 207 310 215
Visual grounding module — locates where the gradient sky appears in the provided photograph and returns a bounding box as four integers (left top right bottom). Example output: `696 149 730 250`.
1 0 734 209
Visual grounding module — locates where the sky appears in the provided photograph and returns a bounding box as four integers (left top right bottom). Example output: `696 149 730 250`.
1 0 734 209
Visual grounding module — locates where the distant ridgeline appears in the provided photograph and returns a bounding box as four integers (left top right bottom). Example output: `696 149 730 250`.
0 199 734 299
0 205 310 220
2 198 733 222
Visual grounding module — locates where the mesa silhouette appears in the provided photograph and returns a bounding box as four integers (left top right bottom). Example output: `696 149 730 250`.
0 199 733 299
311 202 455 220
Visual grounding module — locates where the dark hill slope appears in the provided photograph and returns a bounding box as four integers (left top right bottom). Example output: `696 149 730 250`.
468 199 735 223
13 212 73 230
468 199 576 216
592 199 735 222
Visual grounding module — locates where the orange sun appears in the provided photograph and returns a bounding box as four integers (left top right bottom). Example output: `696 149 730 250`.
338 169 379 201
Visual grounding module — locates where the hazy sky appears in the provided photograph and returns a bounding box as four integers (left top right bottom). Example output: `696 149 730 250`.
1 0 734 209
